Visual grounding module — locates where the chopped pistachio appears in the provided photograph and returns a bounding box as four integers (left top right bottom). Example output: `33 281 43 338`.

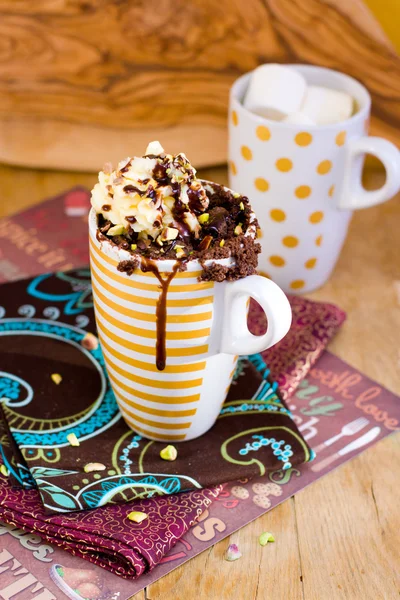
107 225 125 236
83 462 106 473
234 225 243 236
81 332 98 351
67 433 80 447
198 213 210 225
239 202 244 211
233 192 241 198
219 239 225 247
225 543 242 561
102 161 113 175
160 445 178 461
259 532 275 546
131 244 137 251
160 227 179 242
175 246 186 259
157 227 179 246
127 511 148 523
51 373 62 385
0 464 9 477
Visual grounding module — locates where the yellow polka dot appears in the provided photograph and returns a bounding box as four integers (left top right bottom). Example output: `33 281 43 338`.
256 227 263 239
295 132 313 147
254 177 269 192
295 185 311 199
315 235 323 247
256 125 271 141
309 211 324 224
230 161 237 176
259 271 271 279
290 279 305 290
305 258 317 269
232 111 238 126
241 146 252 161
317 160 332 175
335 131 346 146
328 185 335 197
282 235 299 248
270 209 286 222
269 255 286 267
276 158 293 172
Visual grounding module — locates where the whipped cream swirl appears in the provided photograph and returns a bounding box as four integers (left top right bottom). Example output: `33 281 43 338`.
91 141 209 246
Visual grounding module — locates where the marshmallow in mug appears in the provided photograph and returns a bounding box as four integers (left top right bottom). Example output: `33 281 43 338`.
243 64 307 121
301 85 354 125
282 112 316 125
243 64 354 125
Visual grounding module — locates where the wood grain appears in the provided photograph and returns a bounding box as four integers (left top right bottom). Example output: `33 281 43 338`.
0 0 399 170
147 499 303 600
0 162 399 599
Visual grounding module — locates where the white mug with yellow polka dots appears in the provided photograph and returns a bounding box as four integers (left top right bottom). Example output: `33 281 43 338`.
229 65 400 293
89 208 292 442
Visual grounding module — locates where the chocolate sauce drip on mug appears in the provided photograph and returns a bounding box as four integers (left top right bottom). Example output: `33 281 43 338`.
140 257 180 371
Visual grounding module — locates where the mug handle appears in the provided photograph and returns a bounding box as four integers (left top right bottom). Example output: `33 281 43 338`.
221 275 292 355
338 136 400 210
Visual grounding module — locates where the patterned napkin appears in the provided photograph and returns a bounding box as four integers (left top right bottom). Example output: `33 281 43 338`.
0 269 345 577
0 440 220 579
254 295 346 400
0 271 345 515
0 271 321 517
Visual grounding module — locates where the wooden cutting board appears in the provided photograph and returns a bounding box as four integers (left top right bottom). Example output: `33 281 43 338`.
0 0 399 171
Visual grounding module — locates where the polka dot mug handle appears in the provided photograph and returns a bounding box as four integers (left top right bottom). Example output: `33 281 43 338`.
338 136 400 210
221 275 292 355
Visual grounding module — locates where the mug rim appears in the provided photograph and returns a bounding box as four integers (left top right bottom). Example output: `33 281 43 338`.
88 179 257 272
230 64 370 130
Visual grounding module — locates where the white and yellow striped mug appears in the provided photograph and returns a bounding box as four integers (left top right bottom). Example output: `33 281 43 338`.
89 208 291 441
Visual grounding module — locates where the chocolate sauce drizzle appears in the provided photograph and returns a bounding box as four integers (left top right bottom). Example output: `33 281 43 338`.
139 258 180 371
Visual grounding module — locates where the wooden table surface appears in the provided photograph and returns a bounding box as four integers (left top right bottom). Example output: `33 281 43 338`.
0 163 399 600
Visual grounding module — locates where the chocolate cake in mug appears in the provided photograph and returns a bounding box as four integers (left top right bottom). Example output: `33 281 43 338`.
89 142 292 441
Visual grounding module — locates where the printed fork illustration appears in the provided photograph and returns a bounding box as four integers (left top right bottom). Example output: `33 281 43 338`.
313 417 369 453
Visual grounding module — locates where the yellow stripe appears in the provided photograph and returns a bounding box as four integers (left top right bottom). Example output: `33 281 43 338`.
116 395 197 418
93 298 211 341
98 332 206 374
91 268 213 308
108 370 200 403
119 415 187 441
92 279 212 324
90 243 213 293
116 387 197 416
118 407 191 430
104 353 203 389
96 318 209 358
90 237 202 279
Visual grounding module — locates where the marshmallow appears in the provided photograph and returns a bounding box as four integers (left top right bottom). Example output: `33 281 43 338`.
244 64 307 121
301 85 353 125
282 112 316 125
